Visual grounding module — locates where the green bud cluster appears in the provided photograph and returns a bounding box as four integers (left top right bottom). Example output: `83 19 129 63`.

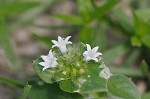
53 43 90 81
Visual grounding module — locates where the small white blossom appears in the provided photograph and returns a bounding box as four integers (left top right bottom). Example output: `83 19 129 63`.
99 64 112 79
52 36 72 53
39 50 58 71
83 44 102 62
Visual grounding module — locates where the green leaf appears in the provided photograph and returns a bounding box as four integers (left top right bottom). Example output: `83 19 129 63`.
32 33 54 48
11 0 57 29
110 67 143 77
140 60 150 78
0 17 17 69
124 49 140 67
133 11 150 36
103 44 130 66
141 35 150 48
79 26 94 45
88 62 103 75
0 75 24 88
113 9 134 34
89 0 120 22
135 9 150 22
93 25 107 52
21 82 32 99
80 74 107 93
52 14 82 25
139 0 150 9
133 11 150 48
131 36 142 47
77 0 94 22
59 74 107 93
0 29 16 67
60 62 107 93
0 2 39 16
36 24 80 31
0 0 5 5
107 74 141 99
28 80 84 99
59 79 79 93
142 93 150 99
33 58 56 84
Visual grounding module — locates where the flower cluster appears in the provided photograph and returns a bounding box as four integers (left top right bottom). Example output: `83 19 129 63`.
39 36 112 80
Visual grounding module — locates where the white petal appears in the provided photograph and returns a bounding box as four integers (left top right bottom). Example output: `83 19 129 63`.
51 61 58 67
41 55 49 62
86 44 91 51
99 70 107 79
99 63 106 68
95 52 102 57
39 62 50 67
58 36 64 43
67 41 72 44
52 36 73 53
59 46 67 53
48 50 53 58
65 36 71 42
83 51 88 56
99 67 112 79
54 57 57 61
52 45 57 48
42 66 49 71
84 56 91 61
52 40 59 46
92 46 99 52
92 58 98 62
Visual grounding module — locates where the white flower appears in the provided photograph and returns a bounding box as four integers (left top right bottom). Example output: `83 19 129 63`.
83 44 102 62
99 64 112 79
39 50 58 71
52 36 72 53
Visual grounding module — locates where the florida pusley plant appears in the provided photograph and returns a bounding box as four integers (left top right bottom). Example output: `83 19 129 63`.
33 36 141 99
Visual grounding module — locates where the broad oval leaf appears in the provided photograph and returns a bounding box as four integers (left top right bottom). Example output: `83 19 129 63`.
80 74 107 93
59 73 107 93
59 79 79 93
33 58 56 84
59 61 107 93
28 80 84 99
107 74 141 99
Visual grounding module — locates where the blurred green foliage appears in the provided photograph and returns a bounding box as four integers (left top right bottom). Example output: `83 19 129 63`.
52 0 120 49
0 0 59 70
0 0 150 98
0 0 39 69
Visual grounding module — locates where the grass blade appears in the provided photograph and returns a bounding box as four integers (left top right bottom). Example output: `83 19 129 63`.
0 17 17 69
0 75 24 88
52 14 82 25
